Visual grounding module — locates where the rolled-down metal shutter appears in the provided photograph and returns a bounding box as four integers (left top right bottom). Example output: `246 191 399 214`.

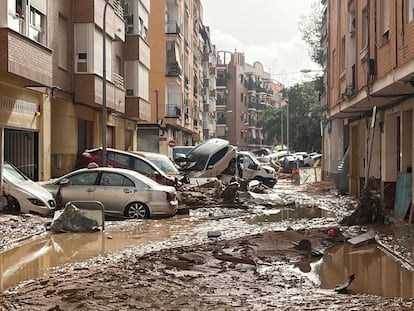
137 128 159 152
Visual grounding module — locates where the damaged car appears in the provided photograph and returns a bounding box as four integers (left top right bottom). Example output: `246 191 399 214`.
2 161 56 216
174 138 237 178
42 167 178 219
76 147 176 186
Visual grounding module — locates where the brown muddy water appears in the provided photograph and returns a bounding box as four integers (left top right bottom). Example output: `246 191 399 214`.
294 242 414 298
1 204 414 299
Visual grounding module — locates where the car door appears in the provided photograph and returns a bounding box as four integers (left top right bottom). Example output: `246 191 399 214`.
241 153 256 179
93 171 138 215
58 171 100 206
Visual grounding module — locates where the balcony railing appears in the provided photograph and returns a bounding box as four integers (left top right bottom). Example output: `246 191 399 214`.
166 64 181 77
112 72 124 89
166 104 181 118
216 78 227 87
217 116 227 124
248 101 258 109
166 22 180 35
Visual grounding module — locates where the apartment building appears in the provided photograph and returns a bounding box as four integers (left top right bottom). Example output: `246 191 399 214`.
323 0 414 215
138 0 211 157
215 50 280 150
0 0 151 180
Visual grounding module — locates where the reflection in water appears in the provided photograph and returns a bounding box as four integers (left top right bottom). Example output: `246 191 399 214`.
310 243 414 298
248 206 334 224
0 216 194 291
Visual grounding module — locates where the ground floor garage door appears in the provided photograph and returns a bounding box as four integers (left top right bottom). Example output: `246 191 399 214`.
137 128 159 153
4 129 39 180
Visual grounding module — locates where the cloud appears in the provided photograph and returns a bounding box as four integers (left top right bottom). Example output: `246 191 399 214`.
210 29 319 84
203 0 320 85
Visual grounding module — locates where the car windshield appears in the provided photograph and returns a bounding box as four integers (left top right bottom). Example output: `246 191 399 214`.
3 162 28 183
145 156 180 174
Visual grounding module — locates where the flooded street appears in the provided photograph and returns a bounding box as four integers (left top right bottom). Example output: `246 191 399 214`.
1 180 414 310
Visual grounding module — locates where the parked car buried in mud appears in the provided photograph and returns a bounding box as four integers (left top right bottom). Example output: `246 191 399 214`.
42 167 178 219
2 161 56 216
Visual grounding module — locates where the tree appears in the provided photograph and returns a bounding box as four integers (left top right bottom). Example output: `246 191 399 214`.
285 80 321 152
298 0 324 66
258 80 321 152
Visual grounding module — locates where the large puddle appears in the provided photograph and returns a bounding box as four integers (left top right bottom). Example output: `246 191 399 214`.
295 243 414 298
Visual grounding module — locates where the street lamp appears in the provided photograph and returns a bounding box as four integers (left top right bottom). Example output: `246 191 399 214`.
300 68 324 74
102 0 109 167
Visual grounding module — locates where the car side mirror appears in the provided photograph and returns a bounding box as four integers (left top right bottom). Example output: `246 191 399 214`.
59 178 70 186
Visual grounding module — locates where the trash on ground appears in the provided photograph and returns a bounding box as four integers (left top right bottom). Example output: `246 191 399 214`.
48 204 101 233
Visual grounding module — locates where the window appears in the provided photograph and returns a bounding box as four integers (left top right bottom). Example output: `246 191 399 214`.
29 6 45 44
207 147 229 167
381 0 390 42
408 0 414 22
68 172 99 185
109 152 131 167
360 9 369 59
132 158 156 175
100 172 134 187
126 15 134 34
340 36 345 71
58 15 68 69
76 53 88 72
15 0 23 17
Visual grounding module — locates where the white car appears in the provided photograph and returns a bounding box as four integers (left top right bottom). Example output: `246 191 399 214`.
43 167 178 219
294 152 314 167
2 162 56 216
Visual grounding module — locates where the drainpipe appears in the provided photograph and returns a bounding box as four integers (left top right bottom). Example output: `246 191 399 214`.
102 0 109 167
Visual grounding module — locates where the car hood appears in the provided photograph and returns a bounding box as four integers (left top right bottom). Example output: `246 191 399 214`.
261 165 276 173
4 178 54 201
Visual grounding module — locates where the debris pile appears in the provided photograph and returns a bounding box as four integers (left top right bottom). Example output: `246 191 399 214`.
340 178 385 226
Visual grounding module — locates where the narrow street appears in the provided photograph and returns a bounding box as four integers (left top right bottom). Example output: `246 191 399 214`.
1 179 414 310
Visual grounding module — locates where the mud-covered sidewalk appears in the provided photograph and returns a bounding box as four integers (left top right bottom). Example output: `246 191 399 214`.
1 180 414 310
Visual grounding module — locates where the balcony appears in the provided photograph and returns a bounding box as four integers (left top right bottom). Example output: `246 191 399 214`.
248 101 258 110
216 78 227 87
216 96 227 106
166 63 181 77
217 116 227 124
73 73 125 114
166 104 181 118
125 97 151 121
165 21 180 35
0 29 52 87
112 72 124 89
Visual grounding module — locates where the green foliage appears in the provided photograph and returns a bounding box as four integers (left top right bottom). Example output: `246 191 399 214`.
298 0 324 66
258 80 322 152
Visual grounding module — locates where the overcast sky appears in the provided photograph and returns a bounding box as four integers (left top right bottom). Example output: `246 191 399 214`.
202 0 321 85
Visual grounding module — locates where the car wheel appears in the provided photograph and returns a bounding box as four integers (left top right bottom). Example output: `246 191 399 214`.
5 195 20 214
125 202 150 219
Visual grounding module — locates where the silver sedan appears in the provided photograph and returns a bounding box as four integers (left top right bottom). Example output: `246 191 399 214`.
43 167 178 219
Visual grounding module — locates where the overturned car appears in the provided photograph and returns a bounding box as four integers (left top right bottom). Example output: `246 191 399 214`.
175 138 236 178
175 139 277 188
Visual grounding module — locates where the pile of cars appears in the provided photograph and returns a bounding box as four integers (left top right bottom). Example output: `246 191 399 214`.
258 150 322 174
1 138 320 220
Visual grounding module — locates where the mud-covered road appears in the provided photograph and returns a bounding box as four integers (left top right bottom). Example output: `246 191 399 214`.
1 180 414 310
